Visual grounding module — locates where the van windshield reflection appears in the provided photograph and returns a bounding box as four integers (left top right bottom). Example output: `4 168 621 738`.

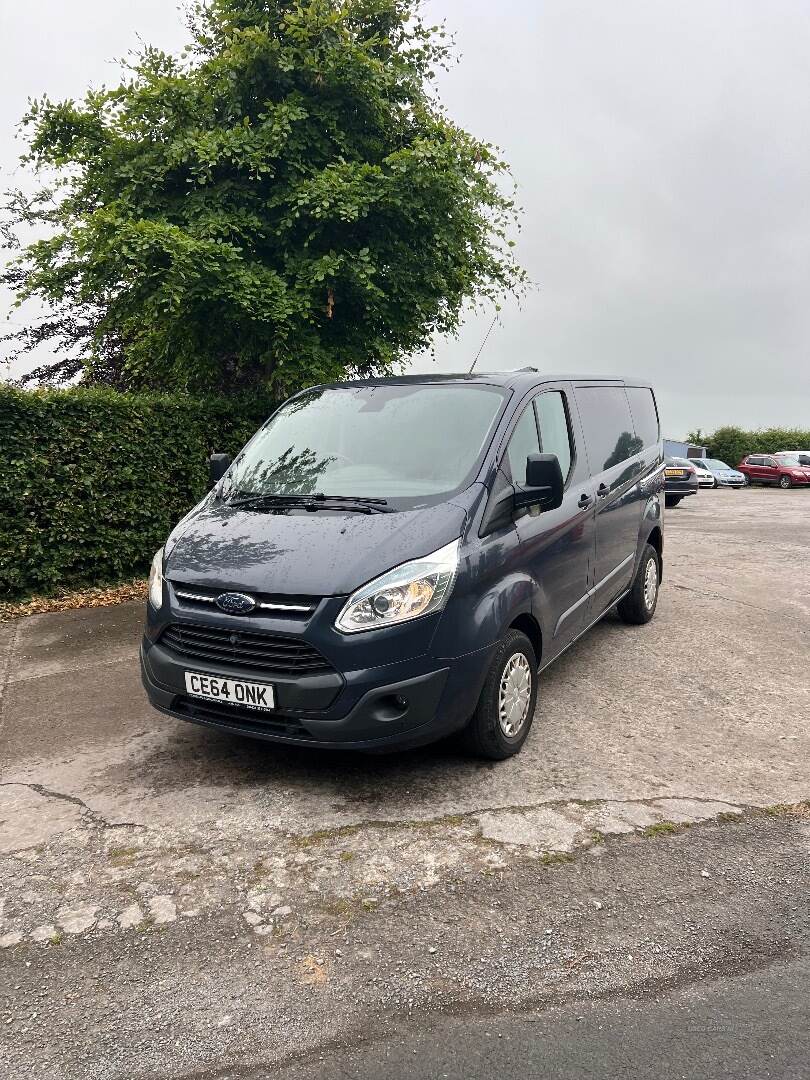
224 384 507 506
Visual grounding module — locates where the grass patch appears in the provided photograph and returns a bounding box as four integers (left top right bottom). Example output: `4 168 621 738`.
760 801 810 819
539 851 574 867
315 897 354 917
290 813 474 850
642 821 686 837
108 845 139 866
248 858 268 883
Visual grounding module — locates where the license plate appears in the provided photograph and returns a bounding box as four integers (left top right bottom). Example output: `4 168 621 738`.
184 671 275 711
665 469 686 478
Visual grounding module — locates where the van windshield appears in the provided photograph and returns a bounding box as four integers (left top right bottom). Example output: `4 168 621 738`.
225 384 508 506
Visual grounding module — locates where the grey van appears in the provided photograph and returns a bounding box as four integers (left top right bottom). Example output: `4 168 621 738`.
141 372 664 759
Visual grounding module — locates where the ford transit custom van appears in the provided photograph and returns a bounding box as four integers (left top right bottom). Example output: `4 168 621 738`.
141 372 664 759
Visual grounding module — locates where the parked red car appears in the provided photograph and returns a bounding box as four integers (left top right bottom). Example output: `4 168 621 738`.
737 453 810 488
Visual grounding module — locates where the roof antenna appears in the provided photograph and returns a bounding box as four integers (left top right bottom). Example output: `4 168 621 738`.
468 312 500 375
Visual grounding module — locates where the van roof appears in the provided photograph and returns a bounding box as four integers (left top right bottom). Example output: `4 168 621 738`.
322 372 653 392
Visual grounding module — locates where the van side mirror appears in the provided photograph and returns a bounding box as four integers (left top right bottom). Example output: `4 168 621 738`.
208 453 232 490
514 453 564 512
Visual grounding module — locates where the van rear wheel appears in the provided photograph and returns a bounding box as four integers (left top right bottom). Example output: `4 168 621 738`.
462 629 538 760
617 544 660 625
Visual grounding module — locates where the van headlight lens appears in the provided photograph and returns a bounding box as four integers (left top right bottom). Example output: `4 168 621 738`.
148 547 165 610
335 539 460 634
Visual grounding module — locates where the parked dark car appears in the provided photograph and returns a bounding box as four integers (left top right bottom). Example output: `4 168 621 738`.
141 373 664 760
664 457 698 507
737 453 810 488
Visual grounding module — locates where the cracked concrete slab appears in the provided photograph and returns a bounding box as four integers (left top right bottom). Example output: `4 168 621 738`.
477 807 585 850
0 782 85 853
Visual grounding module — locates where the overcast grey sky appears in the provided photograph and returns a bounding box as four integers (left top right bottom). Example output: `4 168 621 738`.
2 1 809 437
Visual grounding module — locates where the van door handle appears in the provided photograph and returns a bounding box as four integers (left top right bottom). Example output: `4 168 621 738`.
597 483 610 499
577 493 593 510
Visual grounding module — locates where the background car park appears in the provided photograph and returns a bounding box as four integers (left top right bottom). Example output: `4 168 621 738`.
663 457 698 507
737 453 810 488
674 456 714 488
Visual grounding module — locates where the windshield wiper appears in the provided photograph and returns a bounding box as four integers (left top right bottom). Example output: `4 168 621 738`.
227 492 394 514
307 493 393 511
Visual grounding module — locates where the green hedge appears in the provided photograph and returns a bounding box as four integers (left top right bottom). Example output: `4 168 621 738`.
1 385 278 598
696 426 810 467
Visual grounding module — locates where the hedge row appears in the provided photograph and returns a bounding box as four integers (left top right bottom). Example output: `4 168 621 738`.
698 426 810 467
1 385 278 598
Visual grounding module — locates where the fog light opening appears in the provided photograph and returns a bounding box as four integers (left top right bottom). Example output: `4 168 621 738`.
373 693 410 722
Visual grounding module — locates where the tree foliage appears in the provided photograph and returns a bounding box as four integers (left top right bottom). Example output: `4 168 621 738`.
2 0 526 393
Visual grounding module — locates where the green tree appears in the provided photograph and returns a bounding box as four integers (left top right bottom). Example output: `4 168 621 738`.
2 0 526 394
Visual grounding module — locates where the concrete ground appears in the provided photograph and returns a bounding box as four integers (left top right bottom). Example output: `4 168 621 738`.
1 487 809 1078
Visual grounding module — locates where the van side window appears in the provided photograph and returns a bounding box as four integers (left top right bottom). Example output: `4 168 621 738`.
535 391 573 481
576 387 641 473
504 404 540 486
625 387 660 448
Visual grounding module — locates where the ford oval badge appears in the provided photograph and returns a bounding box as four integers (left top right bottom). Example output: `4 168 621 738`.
215 592 256 615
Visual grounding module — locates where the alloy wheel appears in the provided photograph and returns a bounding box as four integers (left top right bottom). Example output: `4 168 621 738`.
498 653 532 738
643 556 659 611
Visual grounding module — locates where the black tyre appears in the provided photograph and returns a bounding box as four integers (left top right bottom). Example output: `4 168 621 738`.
664 495 682 508
462 629 538 760
617 543 660 626
712 479 718 488
779 475 792 489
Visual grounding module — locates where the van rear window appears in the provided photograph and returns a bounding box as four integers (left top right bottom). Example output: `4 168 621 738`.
625 387 660 449
576 387 640 473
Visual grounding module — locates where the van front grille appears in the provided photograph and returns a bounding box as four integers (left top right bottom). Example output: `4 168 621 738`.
168 581 319 619
159 622 333 676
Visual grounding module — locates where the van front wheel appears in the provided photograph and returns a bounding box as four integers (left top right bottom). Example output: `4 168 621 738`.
462 629 538 760
617 544 660 625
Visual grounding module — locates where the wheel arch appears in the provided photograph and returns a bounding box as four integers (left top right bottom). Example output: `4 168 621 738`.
646 524 664 582
508 611 543 666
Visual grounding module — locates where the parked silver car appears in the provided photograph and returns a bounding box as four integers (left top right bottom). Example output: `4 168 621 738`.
685 459 716 488
698 458 746 488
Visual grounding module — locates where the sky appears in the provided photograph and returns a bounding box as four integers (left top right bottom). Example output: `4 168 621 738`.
1 0 809 438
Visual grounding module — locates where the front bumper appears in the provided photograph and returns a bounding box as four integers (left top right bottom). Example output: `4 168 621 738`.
715 476 746 487
140 635 494 752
